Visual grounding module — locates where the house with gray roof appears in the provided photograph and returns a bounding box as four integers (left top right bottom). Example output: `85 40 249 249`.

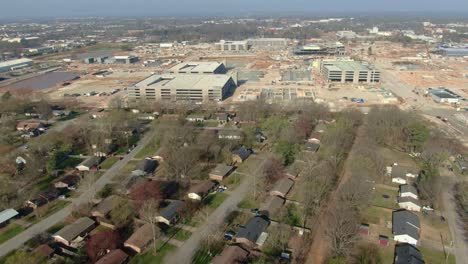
156 200 185 226
236 216 270 248
399 185 418 200
392 210 420 245
391 166 419 184
76 156 102 171
0 209 19 227
232 147 252 164
91 195 120 218
394 243 425 264
132 158 158 176
270 178 294 198
53 217 95 247
260 196 285 218
398 197 421 212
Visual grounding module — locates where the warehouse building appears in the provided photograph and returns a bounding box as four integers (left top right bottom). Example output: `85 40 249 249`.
215 40 249 51
128 74 236 102
108 55 139 64
427 87 462 103
436 47 468 57
321 60 380 83
294 42 345 56
0 58 33 73
169 62 227 74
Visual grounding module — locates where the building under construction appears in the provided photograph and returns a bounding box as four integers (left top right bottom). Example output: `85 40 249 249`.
321 60 380 83
294 42 345 56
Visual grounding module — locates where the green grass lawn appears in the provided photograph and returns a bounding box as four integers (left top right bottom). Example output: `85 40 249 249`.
46 222 67 234
203 193 228 209
192 248 218 264
100 157 119 170
372 185 399 209
174 229 192 241
130 243 177 264
419 246 456 264
36 175 55 191
135 144 159 159
58 111 81 121
225 173 243 190
0 224 25 244
56 157 83 170
362 206 387 224
237 194 260 209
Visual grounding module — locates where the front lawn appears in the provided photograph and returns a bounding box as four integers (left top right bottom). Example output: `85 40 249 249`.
0 224 25 244
174 229 192 241
203 193 228 209
130 243 177 264
225 173 243 190
135 144 159 159
100 157 119 170
238 194 260 209
419 246 455 264
25 200 71 224
372 185 399 209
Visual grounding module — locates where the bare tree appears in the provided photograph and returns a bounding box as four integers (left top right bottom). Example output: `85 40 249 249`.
140 199 161 254
325 202 360 257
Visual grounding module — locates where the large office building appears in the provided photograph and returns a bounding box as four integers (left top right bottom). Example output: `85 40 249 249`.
294 42 345 56
169 62 227 74
0 58 33 73
215 40 249 51
321 60 380 83
128 74 236 102
247 38 288 49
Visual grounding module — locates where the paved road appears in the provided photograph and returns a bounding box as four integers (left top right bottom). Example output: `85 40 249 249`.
440 173 468 264
163 156 265 264
0 130 154 257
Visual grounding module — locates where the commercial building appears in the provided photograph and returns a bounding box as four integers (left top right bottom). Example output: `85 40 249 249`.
215 40 249 51
294 42 345 56
321 60 380 83
128 74 236 102
109 55 139 64
437 47 468 57
169 61 227 74
247 38 288 49
427 87 462 103
0 58 33 73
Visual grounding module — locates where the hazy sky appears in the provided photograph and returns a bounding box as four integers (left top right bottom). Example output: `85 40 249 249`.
1 0 468 18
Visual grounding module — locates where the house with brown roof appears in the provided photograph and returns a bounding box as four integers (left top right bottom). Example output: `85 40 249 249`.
187 181 216 201
53 217 96 247
54 175 80 189
16 120 46 132
259 195 285 218
25 188 60 209
33 244 54 259
270 178 294 198
95 249 129 264
209 164 235 182
212 245 250 264
124 223 154 253
91 195 120 218
76 156 102 171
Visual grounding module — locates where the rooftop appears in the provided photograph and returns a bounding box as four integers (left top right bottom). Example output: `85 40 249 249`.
169 61 224 73
54 217 95 242
0 209 19 224
393 210 420 240
324 61 374 72
210 164 235 177
237 216 269 243
0 58 33 68
134 74 233 90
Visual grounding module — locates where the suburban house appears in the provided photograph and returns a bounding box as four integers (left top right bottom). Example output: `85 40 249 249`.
0 208 19 227
76 156 102 171
132 158 158 176
54 175 80 189
95 249 129 264
399 185 418 200
91 195 119 218
259 195 285 218
25 188 60 208
53 217 96 247
16 120 46 132
394 243 425 264
93 143 118 157
392 210 420 245
156 200 185 226
187 181 216 201
186 115 205 122
391 165 419 184
212 245 250 264
218 130 243 140
307 131 322 144
270 178 294 198
124 223 154 253
398 197 421 212
304 142 320 152
232 147 252 164
236 216 270 248
209 164 235 181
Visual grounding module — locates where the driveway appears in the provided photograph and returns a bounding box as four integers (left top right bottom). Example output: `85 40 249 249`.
163 157 266 263
0 130 154 257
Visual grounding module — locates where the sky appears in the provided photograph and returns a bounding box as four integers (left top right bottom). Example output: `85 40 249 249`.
1 0 468 19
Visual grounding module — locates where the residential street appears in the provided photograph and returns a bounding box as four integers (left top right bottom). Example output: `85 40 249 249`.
440 173 468 264
0 130 154 257
163 156 266 264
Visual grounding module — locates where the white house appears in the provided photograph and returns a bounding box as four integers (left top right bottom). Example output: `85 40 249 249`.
393 210 420 245
398 197 421 212
399 185 418 200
